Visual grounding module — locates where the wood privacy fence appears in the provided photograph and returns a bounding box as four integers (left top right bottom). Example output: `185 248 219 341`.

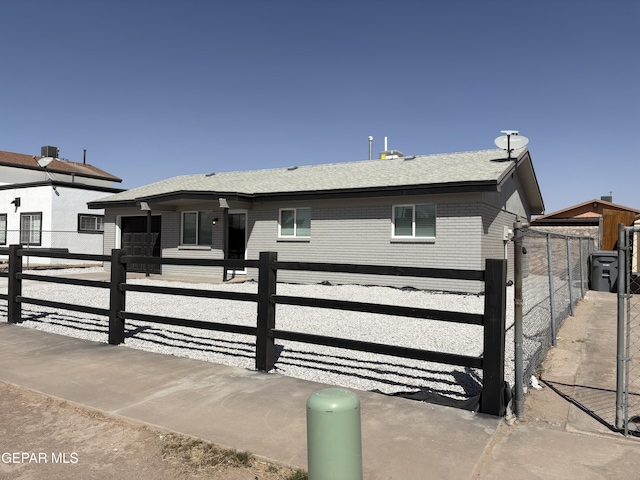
0 246 508 416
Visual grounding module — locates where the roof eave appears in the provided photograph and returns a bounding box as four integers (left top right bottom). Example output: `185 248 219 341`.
252 181 500 201
89 180 502 209
0 160 122 183
510 149 545 215
531 217 600 226
1 180 124 194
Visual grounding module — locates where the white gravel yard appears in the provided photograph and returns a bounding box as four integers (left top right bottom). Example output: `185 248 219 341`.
0 267 516 402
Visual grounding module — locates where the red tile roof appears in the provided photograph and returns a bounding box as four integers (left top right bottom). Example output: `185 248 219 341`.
0 149 122 182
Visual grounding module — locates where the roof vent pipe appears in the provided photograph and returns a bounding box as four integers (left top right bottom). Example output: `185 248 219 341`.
379 136 403 160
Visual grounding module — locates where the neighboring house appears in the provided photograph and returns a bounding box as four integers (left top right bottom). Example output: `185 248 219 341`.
530 197 640 251
0 146 123 265
88 148 544 293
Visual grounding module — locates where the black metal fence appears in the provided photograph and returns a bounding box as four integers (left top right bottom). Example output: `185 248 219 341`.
0 245 508 416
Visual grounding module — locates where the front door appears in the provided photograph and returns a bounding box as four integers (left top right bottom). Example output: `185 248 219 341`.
227 212 246 273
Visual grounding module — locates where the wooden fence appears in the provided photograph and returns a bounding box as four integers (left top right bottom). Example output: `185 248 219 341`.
0 245 508 416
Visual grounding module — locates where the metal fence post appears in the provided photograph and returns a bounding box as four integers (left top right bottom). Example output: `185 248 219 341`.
256 251 277 371
567 237 574 316
109 249 127 345
513 219 524 418
481 258 507 416
547 234 557 347
616 223 627 430
7 245 22 324
579 237 585 298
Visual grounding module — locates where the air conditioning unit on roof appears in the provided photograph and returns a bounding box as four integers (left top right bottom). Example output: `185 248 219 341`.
41 146 59 158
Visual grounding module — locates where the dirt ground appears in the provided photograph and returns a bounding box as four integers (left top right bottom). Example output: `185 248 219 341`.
0 381 305 480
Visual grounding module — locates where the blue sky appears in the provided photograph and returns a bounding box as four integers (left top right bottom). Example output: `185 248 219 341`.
1 0 638 214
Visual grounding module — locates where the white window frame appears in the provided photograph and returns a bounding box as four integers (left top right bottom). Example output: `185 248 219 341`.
391 204 436 239
278 207 311 238
78 214 104 233
20 212 42 246
0 213 6 245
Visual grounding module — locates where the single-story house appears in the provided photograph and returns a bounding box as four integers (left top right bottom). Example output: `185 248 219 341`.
530 196 640 251
0 146 123 265
88 147 544 293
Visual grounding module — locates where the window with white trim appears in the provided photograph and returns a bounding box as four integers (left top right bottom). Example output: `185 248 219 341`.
78 214 104 233
0 214 6 245
20 212 42 246
181 211 214 245
392 204 436 238
279 208 311 237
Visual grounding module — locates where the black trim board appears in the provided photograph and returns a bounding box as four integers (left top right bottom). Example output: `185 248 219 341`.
88 180 500 209
0 180 124 194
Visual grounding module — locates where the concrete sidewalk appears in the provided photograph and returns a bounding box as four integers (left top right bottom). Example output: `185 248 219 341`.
0 323 498 479
1 290 640 479
475 290 640 479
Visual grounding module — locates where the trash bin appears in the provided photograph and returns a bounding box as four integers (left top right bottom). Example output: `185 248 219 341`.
590 250 618 292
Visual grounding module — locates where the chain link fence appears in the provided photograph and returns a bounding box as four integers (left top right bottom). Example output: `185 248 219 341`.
617 226 640 435
0 230 104 268
520 228 593 382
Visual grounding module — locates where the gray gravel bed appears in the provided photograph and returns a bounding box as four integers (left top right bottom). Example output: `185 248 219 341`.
0 268 516 401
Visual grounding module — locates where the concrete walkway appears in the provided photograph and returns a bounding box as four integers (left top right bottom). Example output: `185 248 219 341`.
474 290 640 479
1 289 640 479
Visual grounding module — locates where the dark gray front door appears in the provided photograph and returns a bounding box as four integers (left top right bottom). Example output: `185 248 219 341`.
227 213 246 271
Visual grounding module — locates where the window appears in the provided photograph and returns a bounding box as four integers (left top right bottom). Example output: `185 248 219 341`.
78 214 104 233
279 208 311 237
0 214 6 245
392 204 436 238
181 211 214 245
20 212 42 246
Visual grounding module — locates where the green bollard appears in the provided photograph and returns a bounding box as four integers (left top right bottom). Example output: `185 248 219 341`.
306 388 363 480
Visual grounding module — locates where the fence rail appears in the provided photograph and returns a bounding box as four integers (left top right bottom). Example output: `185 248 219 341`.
0 245 508 416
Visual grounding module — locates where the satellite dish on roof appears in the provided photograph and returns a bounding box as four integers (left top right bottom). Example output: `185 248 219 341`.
34 156 60 196
494 135 529 150
37 157 54 168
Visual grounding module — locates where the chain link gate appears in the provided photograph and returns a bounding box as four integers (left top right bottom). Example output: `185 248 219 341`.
616 224 640 435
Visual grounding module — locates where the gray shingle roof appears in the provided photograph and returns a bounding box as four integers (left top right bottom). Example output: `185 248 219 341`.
92 148 527 205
